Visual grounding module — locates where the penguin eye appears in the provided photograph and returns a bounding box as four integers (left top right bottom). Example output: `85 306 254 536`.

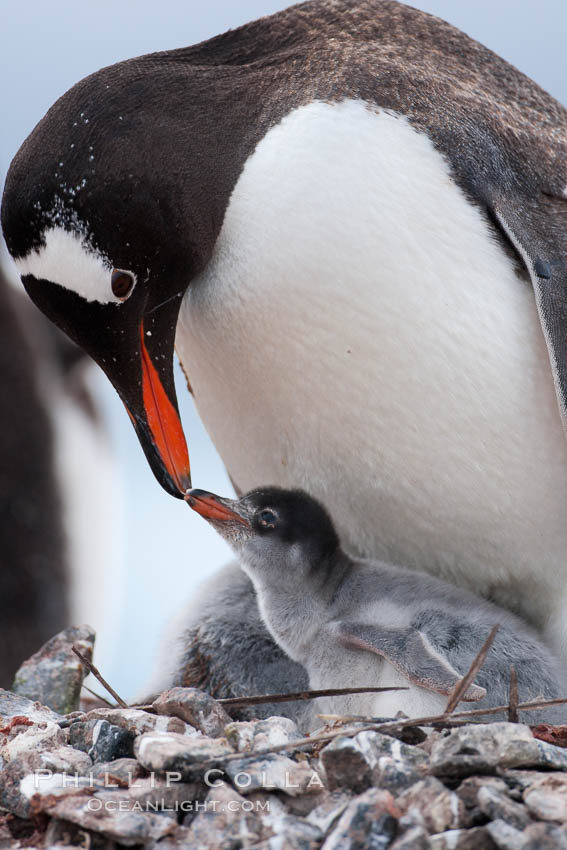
258 509 277 529
111 268 136 300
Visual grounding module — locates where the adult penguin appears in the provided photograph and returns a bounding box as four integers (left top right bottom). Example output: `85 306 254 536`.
2 1 567 702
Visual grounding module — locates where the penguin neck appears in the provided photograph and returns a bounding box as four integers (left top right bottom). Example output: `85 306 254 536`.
241 546 350 664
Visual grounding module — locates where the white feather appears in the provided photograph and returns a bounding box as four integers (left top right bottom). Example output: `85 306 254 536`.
15 226 127 305
177 99 567 651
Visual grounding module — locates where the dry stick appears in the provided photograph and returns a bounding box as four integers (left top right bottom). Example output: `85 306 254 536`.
169 694 567 772
444 624 500 715
318 695 567 728
218 685 408 708
81 684 116 708
508 665 519 724
132 685 409 714
72 645 129 709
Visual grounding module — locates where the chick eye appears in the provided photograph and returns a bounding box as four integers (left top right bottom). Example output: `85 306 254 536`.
258 509 277 528
111 268 136 300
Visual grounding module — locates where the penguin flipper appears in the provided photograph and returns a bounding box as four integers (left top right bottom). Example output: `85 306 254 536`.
491 195 567 426
337 622 485 701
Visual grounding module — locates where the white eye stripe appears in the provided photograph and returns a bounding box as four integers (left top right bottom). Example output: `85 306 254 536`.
15 225 124 305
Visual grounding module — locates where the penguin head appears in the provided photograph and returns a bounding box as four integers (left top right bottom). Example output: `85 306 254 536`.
1 56 228 497
186 487 340 577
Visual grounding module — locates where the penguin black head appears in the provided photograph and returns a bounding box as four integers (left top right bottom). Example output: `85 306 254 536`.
1 52 246 497
186 487 341 571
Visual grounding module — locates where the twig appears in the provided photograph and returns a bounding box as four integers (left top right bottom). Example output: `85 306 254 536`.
508 665 519 723
81 684 116 708
217 685 408 707
317 695 567 729
72 644 128 709
444 625 500 714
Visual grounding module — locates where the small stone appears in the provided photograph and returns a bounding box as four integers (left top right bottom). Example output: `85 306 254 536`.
85 706 197 737
225 716 303 752
149 823 194 849
36 745 92 777
69 718 134 763
429 723 567 778
321 788 400 850
523 821 567 849
306 790 352 833
93 777 203 817
42 792 175 845
0 688 64 726
225 753 324 796
429 827 497 850
134 730 233 778
320 730 427 793
283 787 328 817
185 781 262 847
1 719 66 762
11 625 95 715
153 688 231 737
389 826 431 849
523 773 567 822
502 771 544 795
457 776 511 825
259 804 323 849
397 777 468 833
90 758 146 788
44 816 119 849
477 786 531 830
486 819 526 850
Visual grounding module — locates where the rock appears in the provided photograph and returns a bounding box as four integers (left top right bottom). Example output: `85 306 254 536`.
91 776 203 817
36 745 92 777
389 826 432 849
531 725 567 748
477 785 531 830
90 758 146 788
320 730 427 794
134 731 233 778
0 736 90 819
224 753 324 797
225 716 303 752
283 786 328 817
429 724 567 778
485 820 526 850
429 827 497 849
11 625 95 715
523 821 567 849
0 688 64 726
1 719 66 762
321 788 400 850
44 816 119 849
456 776 511 825
259 803 324 849
306 791 352 833
153 688 231 737
41 791 175 845
69 718 134 763
85 707 197 737
184 781 263 848
0 750 51 818
523 773 567 822
397 777 469 833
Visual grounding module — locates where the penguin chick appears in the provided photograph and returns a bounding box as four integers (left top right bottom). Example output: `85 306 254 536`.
186 487 567 727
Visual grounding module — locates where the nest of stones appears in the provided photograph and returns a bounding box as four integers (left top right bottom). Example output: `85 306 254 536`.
2 625 567 849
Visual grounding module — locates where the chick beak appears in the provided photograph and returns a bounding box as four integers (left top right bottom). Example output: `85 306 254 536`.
185 489 250 526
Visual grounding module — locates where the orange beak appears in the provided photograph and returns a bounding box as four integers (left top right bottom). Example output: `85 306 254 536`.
139 322 191 494
185 489 251 525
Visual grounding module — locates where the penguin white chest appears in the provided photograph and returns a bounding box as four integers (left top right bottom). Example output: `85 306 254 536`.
177 100 567 642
